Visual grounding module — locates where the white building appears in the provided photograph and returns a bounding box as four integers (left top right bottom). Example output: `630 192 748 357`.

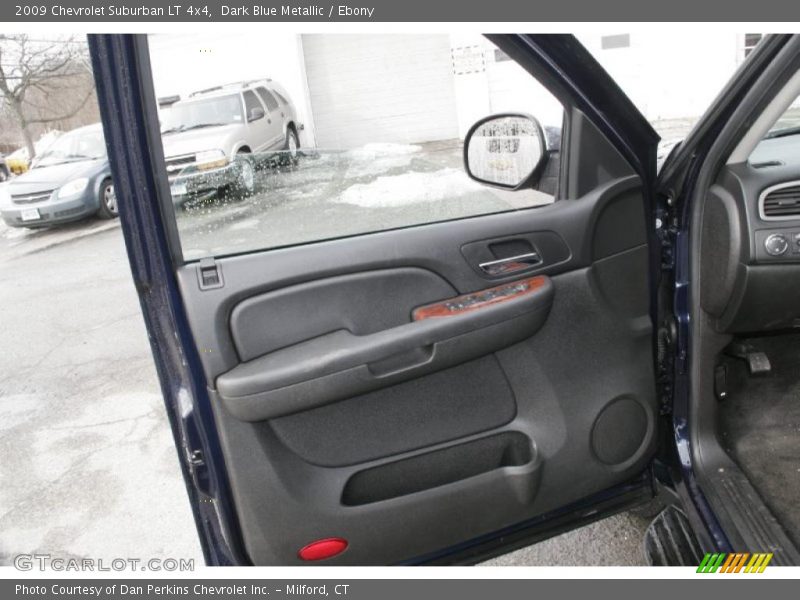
575 33 759 123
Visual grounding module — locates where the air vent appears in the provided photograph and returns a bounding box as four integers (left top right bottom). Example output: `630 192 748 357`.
760 182 800 220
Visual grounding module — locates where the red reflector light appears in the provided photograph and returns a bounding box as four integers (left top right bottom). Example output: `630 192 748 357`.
298 538 348 561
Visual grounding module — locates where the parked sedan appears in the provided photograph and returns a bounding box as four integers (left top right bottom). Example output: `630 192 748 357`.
0 124 117 228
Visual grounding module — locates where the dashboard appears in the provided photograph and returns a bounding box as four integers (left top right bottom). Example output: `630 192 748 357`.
701 135 800 333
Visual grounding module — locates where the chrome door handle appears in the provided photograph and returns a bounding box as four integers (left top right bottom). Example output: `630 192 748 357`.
479 252 542 276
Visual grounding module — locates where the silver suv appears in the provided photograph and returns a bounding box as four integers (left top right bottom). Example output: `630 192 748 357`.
160 79 302 203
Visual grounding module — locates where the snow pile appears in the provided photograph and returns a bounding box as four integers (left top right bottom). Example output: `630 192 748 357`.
344 143 422 179
347 143 422 159
335 168 481 208
228 217 260 231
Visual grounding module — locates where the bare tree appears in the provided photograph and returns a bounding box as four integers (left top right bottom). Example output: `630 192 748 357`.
0 35 96 158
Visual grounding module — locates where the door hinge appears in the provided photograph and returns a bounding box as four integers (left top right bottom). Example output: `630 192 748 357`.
186 448 211 496
656 205 677 271
656 317 677 414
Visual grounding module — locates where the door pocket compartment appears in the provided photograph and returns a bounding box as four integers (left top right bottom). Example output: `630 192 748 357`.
341 431 535 506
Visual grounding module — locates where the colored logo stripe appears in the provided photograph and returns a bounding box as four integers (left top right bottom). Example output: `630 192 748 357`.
697 552 773 573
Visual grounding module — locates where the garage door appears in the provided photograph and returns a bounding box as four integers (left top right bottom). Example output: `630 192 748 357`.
301 34 460 149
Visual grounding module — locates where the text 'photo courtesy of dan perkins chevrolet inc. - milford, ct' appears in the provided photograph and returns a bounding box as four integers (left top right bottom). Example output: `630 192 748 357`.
45 4 376 18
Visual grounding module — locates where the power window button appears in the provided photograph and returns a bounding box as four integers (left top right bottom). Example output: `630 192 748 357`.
197 258 224 290
202 269 220 287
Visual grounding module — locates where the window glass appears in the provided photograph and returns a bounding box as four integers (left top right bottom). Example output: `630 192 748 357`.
147 33 564 260
579 32 759 148
256 87 280 112
749 91 800 164
767 95 800 136
272 90 290 105
242 90 263 120
35 127 106 167
160 94 242 133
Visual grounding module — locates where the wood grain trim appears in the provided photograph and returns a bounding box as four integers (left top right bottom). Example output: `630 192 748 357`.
412 276 549 321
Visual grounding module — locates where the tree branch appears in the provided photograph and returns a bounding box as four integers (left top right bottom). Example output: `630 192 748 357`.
24 85 94 124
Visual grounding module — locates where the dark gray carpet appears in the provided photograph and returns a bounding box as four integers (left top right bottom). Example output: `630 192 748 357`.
718 333 800 547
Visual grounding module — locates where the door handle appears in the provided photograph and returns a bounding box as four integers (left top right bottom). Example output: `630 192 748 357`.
479 252 542 276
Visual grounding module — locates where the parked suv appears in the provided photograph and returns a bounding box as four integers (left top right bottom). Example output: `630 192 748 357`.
160 79 302 204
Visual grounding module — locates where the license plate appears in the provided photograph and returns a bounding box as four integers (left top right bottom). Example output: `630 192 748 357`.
20 208 40 221
170 183 188 196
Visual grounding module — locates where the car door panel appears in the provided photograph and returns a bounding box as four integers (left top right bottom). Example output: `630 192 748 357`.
216 279 553 422
174 172 657 564
177 174 643 382
254 86 286 149
241 90 272 153
89 32 661 565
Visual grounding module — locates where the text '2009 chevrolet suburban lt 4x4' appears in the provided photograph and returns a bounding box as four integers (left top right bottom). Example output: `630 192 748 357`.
159 79 302 204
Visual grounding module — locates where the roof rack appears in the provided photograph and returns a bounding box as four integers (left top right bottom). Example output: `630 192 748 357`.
157 94 181 107
189 85 224 97
229 78 272 88
189 79 272 97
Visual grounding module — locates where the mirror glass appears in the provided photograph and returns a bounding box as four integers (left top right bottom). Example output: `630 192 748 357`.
466 115 544 188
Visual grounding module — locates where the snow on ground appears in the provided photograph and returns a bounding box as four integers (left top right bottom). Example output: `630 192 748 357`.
346 143 423 158
343 143 423 179
227 217 261 231
335 167 482 208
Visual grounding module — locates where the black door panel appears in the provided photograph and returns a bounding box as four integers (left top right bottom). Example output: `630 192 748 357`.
216 266 554 421
174 175 656 564
460 231 572 278
270 354 518 467
201 257 655 565
230 268 456 361
176 175 642 383
217 286 552 421
212 405 545 565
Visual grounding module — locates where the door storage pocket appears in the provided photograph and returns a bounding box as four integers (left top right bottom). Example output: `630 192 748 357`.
342 431 534 506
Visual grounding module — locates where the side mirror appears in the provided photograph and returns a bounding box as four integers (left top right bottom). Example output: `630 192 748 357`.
463 114 546 190
248 106 265 122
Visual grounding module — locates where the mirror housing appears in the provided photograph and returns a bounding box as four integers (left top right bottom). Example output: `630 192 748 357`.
463 113 547 190
248 106 265 122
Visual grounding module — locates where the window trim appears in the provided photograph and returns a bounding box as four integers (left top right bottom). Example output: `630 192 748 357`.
727 67 800 164
272 90 290 105
255 86 280 112
242 89 266 120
